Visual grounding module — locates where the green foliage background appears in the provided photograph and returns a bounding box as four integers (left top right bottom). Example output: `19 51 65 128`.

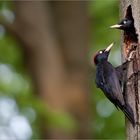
0 1 125 139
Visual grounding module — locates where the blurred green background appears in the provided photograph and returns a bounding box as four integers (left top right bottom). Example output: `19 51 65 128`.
0 1 125 139
89 0 124 139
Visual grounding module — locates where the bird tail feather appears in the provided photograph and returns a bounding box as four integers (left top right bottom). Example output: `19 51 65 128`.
122 104 135 127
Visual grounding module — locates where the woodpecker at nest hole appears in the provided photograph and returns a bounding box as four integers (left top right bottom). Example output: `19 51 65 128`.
93 43 135 127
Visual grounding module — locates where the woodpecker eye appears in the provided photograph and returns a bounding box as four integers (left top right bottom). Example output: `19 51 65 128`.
99 51 103 54
123 20 127 24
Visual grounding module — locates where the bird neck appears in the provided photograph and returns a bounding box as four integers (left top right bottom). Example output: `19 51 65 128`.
96 60 108 66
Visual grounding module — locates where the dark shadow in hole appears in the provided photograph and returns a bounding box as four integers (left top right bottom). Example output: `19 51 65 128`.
124 5 138 44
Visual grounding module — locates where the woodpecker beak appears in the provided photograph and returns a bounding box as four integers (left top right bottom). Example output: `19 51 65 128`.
110 24 122 29
105 43 114 52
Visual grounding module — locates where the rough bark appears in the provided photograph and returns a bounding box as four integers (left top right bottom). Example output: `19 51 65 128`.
120 0 140 139
2 1 89 138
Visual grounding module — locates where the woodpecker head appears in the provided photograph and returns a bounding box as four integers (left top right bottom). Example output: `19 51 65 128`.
110 18 134 31
94 43 114 65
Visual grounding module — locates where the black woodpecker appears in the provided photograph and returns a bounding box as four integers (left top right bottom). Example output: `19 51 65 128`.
94 43 135 127
110 17 138 42
110 5 138 60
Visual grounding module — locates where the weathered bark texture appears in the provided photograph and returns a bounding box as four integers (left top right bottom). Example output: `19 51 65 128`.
120 0 140 140
2 1 89 138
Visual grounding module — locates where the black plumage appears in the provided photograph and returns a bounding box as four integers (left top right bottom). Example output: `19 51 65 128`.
115 61 128 88
110 17 138 43
94 43 135 127
110 5 138 60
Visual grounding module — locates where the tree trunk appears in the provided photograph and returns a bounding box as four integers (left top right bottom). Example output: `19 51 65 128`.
120 0 140 139
2 1 89 138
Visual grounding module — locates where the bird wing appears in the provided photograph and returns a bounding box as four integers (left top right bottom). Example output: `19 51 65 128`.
96 61 135 126
102 62 125 106
115 61 128 84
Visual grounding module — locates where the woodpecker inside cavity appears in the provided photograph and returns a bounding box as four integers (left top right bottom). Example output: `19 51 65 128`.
93 43 135 127
110 5 138 60
110 5 138 43
110 17 138 42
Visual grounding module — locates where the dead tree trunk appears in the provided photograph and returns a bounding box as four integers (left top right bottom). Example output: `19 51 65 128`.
120 0 140 139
